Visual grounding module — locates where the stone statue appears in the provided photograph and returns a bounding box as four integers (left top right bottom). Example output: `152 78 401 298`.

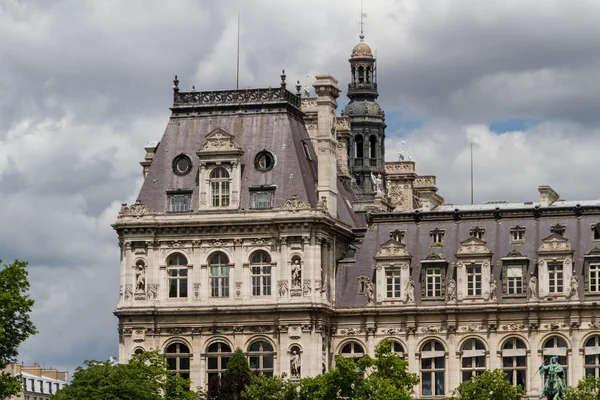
446 279 457 302
529 276 538 300
489 276 498 301
290 350 301 378
278 280 288 297
370 172 384 197
366 280 374 305
292 259 301 288
303 280 311 296
135 263 146 293
405 279 415 304
539 356 566 400
569 274 579 299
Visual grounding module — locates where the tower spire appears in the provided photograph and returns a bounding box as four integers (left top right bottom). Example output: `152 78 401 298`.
359 0 367 41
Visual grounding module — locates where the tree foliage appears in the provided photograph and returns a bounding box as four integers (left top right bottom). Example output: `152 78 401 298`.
451 369 526 400
0 260 37 399
207 348 252 400
242 339 418 400
564 375 600 400
52 350 198 400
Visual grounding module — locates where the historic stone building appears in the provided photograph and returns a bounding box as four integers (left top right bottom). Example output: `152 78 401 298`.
114 34 600 398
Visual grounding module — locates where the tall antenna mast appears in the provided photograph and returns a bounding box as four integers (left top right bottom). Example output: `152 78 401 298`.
470 142 474 205
236 11 240 89
359 0 367 41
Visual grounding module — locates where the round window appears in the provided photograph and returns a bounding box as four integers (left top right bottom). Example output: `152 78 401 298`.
172 154 192 175
254 151 275 172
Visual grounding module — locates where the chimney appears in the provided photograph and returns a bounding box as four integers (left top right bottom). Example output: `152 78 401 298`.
140 141 159 178
538 185 559 207
312 75 341 217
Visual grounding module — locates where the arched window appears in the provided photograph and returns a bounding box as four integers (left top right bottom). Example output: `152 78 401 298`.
251 251 272 296
248 340 274 376
366 66 371 83
165 342 191 379
460 339 486 382
357 66 364 83
420 340 445 397
355 135 364 159
210 167 230 207
543 336 568 384
167 253 188 298
340 341 365 362
209 252 230 298
369 135 377 160
502 337 527 389
207 341 232 383
134 348 144 356
388 340 406 359
351 66 356 84
585 335 600 378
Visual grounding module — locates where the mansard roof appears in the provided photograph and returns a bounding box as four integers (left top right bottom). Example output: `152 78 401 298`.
137 92 319 213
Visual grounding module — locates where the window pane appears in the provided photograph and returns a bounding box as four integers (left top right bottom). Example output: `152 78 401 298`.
180 279 188 297
263 356 274 369
422 373 432 396
207 357 218 369
179 357 190 370
166 358 176 370
249 356 259 369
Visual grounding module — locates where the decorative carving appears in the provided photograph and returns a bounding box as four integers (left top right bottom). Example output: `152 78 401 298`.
193 283 200 299
366 280 374 305
146 284 159 300
447 324 457 333
380 327 402 335
235 282 242 298
421 325 442 333
232 326 243 333
135 262 146 293
288 326 302 339
317 197 328 213
169 328 184 335
487 322 498 332
250 326 269 333
281 194 311 213
174 87 302 109
290 349 301 379
340 328 363 335
303 280 311 296
406 325 417 334
570 321 581 329
489 276 498 302
191 327 202 334
456 237 492 256
120 201 155 217
124 285 133 301
502 323 525 331
277 280 288 297
404 279 415 304
544 322 565 330
291 258 302 288
446 279 457 302
122 328 133 336
538 234 574 254
132 329 145 342
198 128 243 152
529 322 539 331
529 276 538 300
569 274 579 299
145 328 160 336
461 324 483 332
376 239 411 258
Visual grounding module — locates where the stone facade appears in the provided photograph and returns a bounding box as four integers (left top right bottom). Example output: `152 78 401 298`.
114 37 600 399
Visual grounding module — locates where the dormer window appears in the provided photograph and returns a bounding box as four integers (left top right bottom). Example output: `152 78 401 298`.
593 224 600 241
550 224 566 236
470 227 485 240
167 189 192 212
250 187 275 210
210 167 230 207
430 229 445 246
390 229 405 243
510 226 525 243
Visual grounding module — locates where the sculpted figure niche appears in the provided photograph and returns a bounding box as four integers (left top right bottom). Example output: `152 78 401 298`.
446 279 457 302
405 279 415 304
290 347 301 378
529 275 538 300
291 257 302 288
366 280 374 305
135 261 146 293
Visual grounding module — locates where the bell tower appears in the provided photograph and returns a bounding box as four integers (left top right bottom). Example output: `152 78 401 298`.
344 30 386 198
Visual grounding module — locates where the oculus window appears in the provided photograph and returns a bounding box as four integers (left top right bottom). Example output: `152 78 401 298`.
172 154 192 176
254 150 276 172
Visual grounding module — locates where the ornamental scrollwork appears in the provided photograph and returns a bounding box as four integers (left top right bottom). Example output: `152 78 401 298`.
119 201 155 217
281 195 311 213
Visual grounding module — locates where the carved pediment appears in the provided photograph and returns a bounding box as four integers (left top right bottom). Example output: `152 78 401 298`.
119 201 155 217
585 247 600 257
423 253 445 262
198 128 243 154
456 237 491 256
281 194 311 213
376 239 410 258
538 233 574 254
504 250 527 259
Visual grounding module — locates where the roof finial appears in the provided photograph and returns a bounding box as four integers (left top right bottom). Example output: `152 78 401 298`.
280 69 287 90
173 75 179 91
359 0 367 42
296 80 302 97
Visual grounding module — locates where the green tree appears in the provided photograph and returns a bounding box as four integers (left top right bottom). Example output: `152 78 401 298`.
242 373 297 400
52 350 198 400
0 260 37 399
296 339 418 400
208 348 252 400
564 375 600 400
451 369 526 400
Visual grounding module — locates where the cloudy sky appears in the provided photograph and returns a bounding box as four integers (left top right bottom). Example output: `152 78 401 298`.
2 0 600 375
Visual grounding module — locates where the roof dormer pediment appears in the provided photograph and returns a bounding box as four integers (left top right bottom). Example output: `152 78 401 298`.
456 237 492 257
375 239 411 259
538 233 574 254
197 128 243 156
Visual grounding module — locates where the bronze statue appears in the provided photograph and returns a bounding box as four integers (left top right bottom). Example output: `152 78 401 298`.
539 356 566 400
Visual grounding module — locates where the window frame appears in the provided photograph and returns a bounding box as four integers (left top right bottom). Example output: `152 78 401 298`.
469 227 485 241
250 250 272 296
419 339 446 397
501 259 528 298
542 336 569 385
466 264 482 297
429 228 445 247
386 269 402 299
209 252 231 298
585 335 600 378
248 340 275 376
166 188 193 213
210 166 231 208
510 226 526 244
547 263 564 294
339 341 366 362
249 186 276 210
421 266 444 299
501 337 527 389
460 339 487 383
165 342 191 379
167 253 189 299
